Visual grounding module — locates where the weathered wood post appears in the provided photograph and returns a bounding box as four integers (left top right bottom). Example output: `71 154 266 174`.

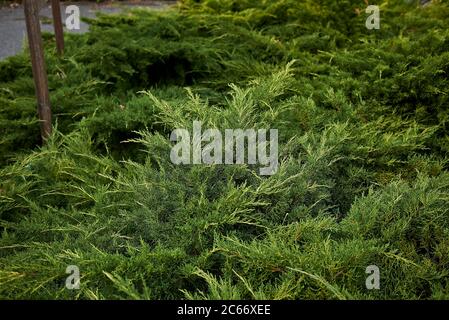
23 0 52 141
51 0 64 56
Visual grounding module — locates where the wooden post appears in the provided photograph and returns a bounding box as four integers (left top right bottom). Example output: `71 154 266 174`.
51 0 64 56
24 0 52 141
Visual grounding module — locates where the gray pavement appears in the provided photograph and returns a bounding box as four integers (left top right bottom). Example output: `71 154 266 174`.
0 1 174 60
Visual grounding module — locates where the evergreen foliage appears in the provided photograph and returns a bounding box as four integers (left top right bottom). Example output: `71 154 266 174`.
0 0 448 299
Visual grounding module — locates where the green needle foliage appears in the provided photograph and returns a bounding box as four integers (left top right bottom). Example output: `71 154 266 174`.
0 0 448 299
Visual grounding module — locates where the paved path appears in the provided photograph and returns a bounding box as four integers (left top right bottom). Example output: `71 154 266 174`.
0 1 174 60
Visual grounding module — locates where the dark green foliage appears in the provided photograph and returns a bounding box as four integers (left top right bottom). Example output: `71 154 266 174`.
0 0 449 299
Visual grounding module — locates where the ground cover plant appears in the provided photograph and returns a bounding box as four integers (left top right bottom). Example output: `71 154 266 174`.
0 0 448 299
